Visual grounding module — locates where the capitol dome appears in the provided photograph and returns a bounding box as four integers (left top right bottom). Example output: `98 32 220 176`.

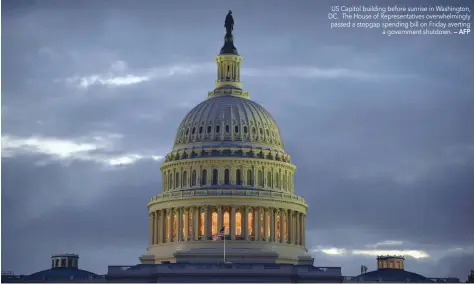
141 12 311 266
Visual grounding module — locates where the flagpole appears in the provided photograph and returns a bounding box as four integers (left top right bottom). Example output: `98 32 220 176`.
223 232 226 262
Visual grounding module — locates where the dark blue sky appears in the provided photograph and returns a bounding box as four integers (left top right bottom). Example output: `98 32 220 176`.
2 0 473 280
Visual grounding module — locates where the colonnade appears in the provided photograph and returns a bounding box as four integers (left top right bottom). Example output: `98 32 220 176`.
149 206 306 247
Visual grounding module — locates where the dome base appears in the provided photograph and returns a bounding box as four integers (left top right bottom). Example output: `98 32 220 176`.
141 241 310 265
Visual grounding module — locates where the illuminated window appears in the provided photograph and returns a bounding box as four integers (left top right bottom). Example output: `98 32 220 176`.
246 169 252 186
224 169 230 185
284 214 288 240
224 212 230 234
267 215 270 238
383 260 388 268
172 214 177 240
212 212 218 235
248 211 253 236
199 212 205 237
201 170 207 185
276 215 281 239
267 171 272 188
235 212 242 235
261 212 264 237
236 169 242 185
175 172 180 188
182 213 186 239
182 171 187 187
191 170 196 186
212 169 218 185
165 215 170 241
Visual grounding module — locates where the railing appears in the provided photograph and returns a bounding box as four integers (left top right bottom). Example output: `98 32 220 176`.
149 189 306 205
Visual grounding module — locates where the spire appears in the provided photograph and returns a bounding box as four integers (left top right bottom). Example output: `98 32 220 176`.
214 10 243 90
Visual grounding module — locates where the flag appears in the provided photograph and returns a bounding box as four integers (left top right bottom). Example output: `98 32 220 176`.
212 227 225 241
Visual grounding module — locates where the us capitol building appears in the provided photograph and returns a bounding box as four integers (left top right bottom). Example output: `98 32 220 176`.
2 11 462 284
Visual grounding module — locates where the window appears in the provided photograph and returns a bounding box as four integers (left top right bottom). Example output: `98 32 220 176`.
266 129 269 136
212 169 218 185
276 215 281 239
236 169 242 185
207 126 212 133
225 125 230 133
267 171 272 188
224 212 230 234
186 128 189 135
235 212 242 235
199 126 203 134
191 170 197 186
224 169 230 185
165 215 169 241
182 213 186 238
234 125 239 133
258 170 263 187
192 127 196 134
246 169 252 186
212 212 218 235
252 127 256 134
175 172 180 188
216 125 220 133
201 169 207 185
182 171 188 187
248 211 253 236
172 214 177 240
199 212 205 236
259 128 263 135
61 259 66 267
243 126 248 133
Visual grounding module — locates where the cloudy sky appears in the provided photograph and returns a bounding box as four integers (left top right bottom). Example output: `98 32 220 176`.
2 0 474 280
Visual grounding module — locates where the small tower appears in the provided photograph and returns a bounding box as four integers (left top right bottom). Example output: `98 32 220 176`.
51 253 79 269
377 255 405 270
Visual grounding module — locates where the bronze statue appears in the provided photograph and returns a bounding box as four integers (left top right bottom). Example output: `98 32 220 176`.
225 10 234 34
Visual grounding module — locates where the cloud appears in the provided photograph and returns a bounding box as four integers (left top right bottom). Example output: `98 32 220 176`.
368 240 404 248
1 134 164 166
312 246 430 259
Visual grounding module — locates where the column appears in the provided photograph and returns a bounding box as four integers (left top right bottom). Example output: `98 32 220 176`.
177 207 182 242
288 210 292 244
244 206 249 240
254 207 260 241
279 209 285 243
189 207 194 241
204 206 209 240
160 209 165 243
167 209 173 242
217 206 223 232
184 208 188 241
270 208 275 242
231 206 236 240
302 214 306 247
296 212 301 246
154 211 159 244
264 208 269 242
149 213 154 245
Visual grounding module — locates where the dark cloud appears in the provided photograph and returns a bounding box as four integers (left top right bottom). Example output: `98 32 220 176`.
2 0 473 279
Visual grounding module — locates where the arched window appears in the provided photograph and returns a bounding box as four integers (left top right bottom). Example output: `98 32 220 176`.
191 170 197 186
246 169 252 186
234 125 239 133
243 126 248 134
207 126 212 133
224 169 230 185
212 212 218 235
225 125 230 133
276 215 281 239
224 212 230 234
236 169 242 185
216 125 220 133
267 171 272 188
248 211 253 237
212 169 218 185
192 127 196 134
235 212 242 236
182 171 188 187
199 212 205 237
199 126 203 134
201 169 207 185
258 170 263 187
175 172 180 188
